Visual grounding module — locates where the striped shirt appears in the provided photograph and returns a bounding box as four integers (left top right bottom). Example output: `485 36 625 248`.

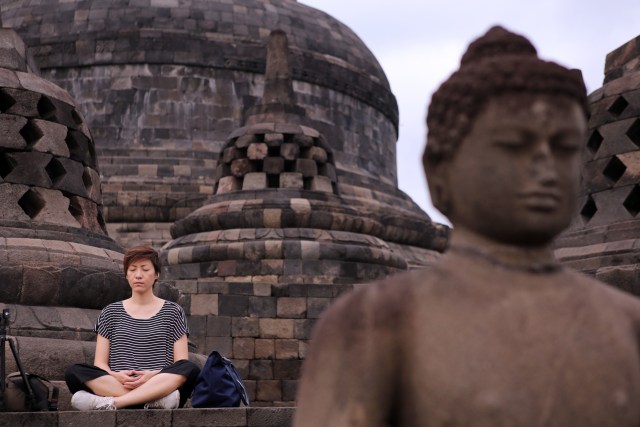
95 300 189 371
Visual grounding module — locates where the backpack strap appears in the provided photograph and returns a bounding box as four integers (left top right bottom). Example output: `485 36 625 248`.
48 384 59 411
222 358 250 406
24 373 60 411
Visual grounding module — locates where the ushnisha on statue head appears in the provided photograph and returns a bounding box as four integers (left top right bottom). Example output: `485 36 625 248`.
423 26 590 246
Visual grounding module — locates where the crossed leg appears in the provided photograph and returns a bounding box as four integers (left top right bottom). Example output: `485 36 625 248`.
86 373 185 408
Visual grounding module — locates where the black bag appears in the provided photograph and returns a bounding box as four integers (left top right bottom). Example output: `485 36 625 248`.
4 372 59 412
191 351 249 408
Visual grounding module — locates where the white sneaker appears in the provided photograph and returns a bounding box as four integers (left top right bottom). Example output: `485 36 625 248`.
144 390 179 409
71 390 116 410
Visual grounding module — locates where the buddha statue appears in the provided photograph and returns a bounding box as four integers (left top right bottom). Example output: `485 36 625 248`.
294 26 640 427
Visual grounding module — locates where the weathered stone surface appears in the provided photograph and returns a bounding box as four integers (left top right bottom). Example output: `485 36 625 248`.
29 187 80 227
217 176 241 194
235 134 257 149
29 119 70 157
242 172 267 190
223 146 242 163
83 167 102 203
247 143 268 160
280 143 299 161
263 157 285 175
0 87 40 117
0 182 30 221
264 133 284 147
68 196 104 234
279 173 303 189
301 146 327 163
309 175 333 193
0 114 27 149
0 265 23 302
58 267 128 309
54 157 88 197
231 158 255 177
294 158 317 177
16 71 76 107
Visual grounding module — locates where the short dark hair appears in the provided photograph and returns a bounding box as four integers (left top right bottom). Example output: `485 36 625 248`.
423 26 589 172
123 246 161 274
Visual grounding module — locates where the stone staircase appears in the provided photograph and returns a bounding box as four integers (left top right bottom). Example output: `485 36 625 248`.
1 380 294 426
0 407 294 427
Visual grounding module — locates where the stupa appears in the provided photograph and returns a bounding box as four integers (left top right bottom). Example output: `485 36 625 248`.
556 35 640 297
0 22 127 383
3 0 447 258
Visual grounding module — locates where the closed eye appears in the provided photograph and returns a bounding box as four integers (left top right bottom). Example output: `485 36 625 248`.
550 133 582 154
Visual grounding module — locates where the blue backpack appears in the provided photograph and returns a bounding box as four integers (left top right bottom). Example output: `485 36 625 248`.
191 351 250 408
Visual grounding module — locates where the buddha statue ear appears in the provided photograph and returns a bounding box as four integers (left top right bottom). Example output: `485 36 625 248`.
423 140 452 219
425 160 452 219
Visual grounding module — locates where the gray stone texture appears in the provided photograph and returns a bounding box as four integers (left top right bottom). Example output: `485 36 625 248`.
0 1 452 409
0 27 134 410
556 36 640 296
0 407 294 427
2 0 448 249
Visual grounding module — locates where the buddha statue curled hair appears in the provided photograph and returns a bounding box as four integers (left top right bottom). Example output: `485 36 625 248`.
424 26 590 174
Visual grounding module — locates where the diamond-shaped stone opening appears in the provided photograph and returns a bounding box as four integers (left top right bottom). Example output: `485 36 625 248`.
97 208 107 234
19 120 43 147
602 156 627 183
82 168 93 192
607 95 629 116
45 157 67 185
87 140 97 167
67 196 83 223
65 130 89 164
18 188 45 219
37 95 56 120
586 130 603 154
626 119 640 148
71 109 83 125
0 89 16 112
623 185 640 216
580 195 597 222
0 152 16 178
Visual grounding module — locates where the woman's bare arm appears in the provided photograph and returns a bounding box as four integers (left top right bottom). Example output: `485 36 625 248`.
173 334 189 362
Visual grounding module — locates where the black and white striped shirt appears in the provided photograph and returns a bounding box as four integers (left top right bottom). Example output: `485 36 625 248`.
95 300 189 371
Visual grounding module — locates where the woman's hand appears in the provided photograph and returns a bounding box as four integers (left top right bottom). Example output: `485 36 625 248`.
122 370 160 390
110 369 136 386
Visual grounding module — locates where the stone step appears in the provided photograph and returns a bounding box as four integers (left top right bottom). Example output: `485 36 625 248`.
0 406 294 427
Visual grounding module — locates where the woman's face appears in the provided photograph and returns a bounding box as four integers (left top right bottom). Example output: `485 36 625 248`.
126 258 158 293
444 93 587 245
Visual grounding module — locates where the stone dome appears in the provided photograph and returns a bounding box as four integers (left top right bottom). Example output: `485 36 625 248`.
3 0 433 252
2 0 397 128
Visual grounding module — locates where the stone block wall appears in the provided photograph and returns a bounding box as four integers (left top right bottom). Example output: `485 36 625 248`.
164 224 406 405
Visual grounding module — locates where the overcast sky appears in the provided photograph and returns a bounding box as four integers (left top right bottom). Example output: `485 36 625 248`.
299 0 640 226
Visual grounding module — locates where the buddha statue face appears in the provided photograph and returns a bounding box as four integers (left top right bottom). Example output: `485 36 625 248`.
442 92 587 245
423 27 589 246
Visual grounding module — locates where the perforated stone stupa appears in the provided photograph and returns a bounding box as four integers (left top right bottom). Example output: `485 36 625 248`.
3 0 445 256
556 35 640 296
3 0 449 407
162 30 422 405
0 24 127 381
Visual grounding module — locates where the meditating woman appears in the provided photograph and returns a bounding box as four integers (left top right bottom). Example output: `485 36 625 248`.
65 246 200 410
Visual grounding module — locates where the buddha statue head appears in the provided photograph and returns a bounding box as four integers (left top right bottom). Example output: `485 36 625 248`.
423 26 590 246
